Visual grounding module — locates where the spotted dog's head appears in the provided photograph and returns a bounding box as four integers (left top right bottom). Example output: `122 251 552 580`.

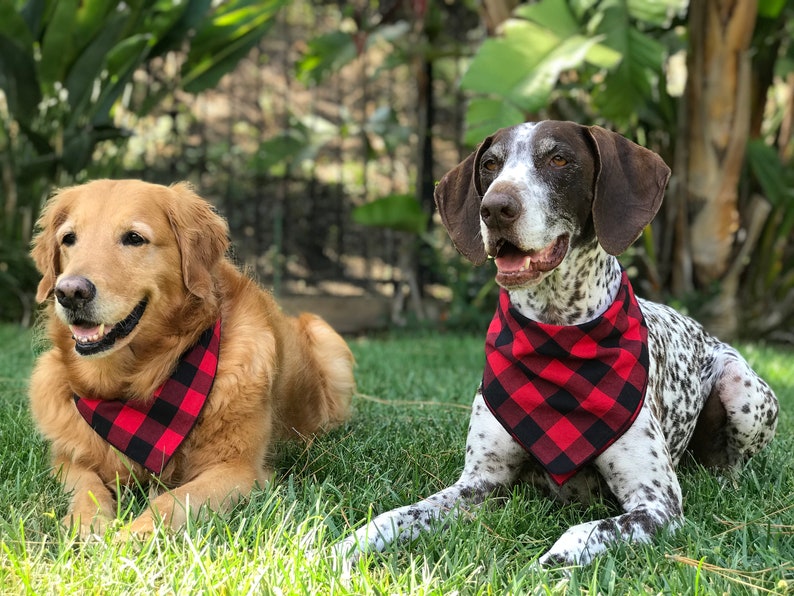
434 121 671 289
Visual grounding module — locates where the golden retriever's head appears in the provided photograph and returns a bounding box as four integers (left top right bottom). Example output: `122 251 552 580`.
31 179 229 357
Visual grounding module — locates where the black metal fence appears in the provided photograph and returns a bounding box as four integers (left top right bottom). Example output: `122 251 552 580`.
117 2 479 306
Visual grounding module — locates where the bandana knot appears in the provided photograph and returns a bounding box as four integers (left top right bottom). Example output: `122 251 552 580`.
482 271 648 485
74 319 221 474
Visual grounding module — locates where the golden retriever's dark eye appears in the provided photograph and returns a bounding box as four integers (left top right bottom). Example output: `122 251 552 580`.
61 232 76 246
122 231 148 247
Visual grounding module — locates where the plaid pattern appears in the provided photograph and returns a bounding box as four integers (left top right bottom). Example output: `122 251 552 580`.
482 271 648 485
74 319 221 474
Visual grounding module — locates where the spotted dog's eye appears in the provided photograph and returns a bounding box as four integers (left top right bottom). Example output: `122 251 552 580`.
550 155 568 168
61 232 76 246
482 158 499 172
121 231 148 246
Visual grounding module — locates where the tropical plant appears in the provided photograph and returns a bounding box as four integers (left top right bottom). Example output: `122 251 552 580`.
0 0 287 323
292 1 483 321
460 0 686 143
457 0 794 341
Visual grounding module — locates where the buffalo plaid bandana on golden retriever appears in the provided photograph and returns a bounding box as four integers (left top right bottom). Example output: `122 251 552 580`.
74 319 221 474
482 271 649 485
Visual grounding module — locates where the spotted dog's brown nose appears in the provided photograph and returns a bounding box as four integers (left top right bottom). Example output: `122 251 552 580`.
55 276 96 311
480 192 522 229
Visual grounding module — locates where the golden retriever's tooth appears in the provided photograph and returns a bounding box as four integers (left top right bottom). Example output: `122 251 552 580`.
98 323 105 338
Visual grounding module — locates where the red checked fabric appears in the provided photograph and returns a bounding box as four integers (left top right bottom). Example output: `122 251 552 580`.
74 319 221 474
482 271 648 485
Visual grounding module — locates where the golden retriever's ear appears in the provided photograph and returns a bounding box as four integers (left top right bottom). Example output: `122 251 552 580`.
167 183 230 300
30 193 68 303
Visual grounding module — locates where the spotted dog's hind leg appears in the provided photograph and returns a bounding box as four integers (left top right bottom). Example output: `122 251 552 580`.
690 343 778 469
539 407 683 566
333 391 529 563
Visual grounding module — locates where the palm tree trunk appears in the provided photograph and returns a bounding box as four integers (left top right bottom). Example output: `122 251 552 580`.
674 0 757 337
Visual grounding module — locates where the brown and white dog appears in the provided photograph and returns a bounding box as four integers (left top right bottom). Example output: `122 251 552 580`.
30 179 355 538
335 121 778 566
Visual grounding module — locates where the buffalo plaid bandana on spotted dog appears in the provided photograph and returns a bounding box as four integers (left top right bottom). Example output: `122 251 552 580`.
74 319 221 474
482 271 649 485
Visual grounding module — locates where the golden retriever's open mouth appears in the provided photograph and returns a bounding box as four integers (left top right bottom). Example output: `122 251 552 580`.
70 299 148 356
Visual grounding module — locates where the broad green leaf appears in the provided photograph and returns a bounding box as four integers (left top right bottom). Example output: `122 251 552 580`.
746 140 794 208
463 15 606 116
90 34 154 123
514 0 579 37
0 3 34 48
147 0 211 57
296 31 358 85
38 0 80 86
464 98 525 146
590 7 665 124
182 0 286 93
584 42 622 69
758 0 788 18
461 20 558 98
106 34 153 79
252 133 308 172
626 0 687 26
18 0 49 40
509 34 605 111
39 0 119 87
64 11 130 115
0 35 42 125
353 194 428 234
72 0 118 46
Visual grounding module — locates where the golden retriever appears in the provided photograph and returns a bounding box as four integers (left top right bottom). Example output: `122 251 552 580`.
29 179 355 538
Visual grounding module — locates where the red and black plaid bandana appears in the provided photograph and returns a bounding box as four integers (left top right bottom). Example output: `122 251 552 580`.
74 319 221 474
482 271 648 485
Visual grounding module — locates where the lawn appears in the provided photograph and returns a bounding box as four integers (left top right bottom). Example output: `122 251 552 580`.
1 322 792 594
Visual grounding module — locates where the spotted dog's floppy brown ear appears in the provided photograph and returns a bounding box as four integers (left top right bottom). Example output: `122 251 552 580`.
586 125 671 256
31 188 72 303
167 182 230 300
433 135 495 265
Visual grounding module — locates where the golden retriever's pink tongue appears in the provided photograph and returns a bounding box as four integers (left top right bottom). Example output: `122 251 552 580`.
70 323 106 343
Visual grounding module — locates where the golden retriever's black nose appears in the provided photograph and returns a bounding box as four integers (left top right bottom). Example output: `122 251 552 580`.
480 192 522 229
55 276 97 310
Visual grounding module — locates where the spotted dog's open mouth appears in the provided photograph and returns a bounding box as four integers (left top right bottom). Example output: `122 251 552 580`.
492 235 569 287
69 299 148 356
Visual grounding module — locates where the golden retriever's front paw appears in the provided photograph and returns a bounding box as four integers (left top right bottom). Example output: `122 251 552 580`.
115 511 160 542
63 512 115 540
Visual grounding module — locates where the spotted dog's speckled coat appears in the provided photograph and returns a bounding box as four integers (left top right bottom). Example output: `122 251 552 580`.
335 121 779 566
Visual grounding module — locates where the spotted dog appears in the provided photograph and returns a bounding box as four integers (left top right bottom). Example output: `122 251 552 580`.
335 121 779 566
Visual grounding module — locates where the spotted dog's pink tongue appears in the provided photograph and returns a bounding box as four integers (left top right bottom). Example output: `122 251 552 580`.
495 250 531 273
495 236 567 274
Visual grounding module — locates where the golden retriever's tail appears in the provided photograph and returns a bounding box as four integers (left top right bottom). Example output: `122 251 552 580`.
277 314 355 440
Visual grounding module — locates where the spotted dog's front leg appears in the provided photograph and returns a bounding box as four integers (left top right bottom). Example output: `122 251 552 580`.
334 391 528 562
539 407 683 566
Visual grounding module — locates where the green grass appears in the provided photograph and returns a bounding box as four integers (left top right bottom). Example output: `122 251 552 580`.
1 324 792 594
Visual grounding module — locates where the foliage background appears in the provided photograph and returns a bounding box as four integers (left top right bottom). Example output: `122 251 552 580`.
2 0 793 341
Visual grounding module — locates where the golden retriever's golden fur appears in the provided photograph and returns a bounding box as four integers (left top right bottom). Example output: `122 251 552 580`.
29 179 355 537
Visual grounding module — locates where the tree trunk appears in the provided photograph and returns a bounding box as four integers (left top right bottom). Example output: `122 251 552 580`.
674 0 757 338
480 0 518 34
